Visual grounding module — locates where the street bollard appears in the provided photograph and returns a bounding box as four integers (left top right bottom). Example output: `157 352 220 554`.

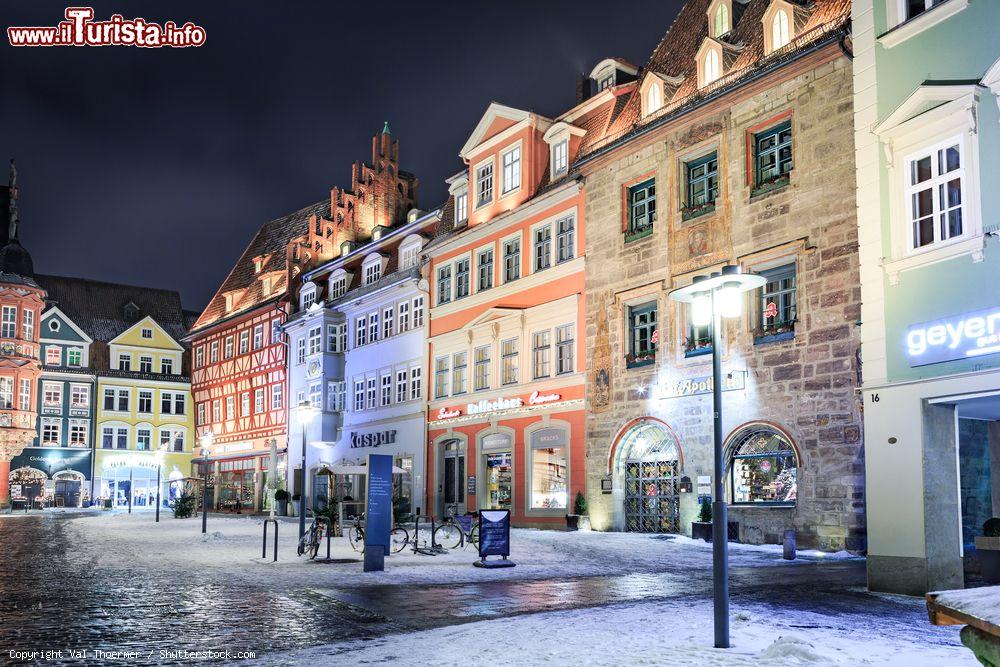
262 518 278 562
783 529 796 560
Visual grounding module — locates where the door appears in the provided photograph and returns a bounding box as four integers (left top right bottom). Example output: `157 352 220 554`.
623 459 679 533
441 442 466 516
54 480 81 507
483 451 512 511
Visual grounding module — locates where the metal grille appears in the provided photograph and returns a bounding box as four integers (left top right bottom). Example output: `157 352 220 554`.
624 459 679 533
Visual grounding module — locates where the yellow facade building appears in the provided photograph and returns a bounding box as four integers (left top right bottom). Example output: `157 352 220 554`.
93 315 193 508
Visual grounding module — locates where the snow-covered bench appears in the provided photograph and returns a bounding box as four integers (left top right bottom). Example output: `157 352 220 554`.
927 587 1000 665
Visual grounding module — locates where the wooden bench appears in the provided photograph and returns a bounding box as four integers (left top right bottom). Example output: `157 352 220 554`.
927 587 1000 666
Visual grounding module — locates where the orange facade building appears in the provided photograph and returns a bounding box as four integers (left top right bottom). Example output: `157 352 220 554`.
424 103 599 527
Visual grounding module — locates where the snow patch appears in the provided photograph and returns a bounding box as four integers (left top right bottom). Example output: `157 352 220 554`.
759 635 835 664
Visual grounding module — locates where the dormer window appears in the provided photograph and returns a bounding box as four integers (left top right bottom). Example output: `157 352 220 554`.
300 284 316 310
597 69 615 91
362 253 385 285
328 270 349 299
261 276 273 297
763 1 799 55
399 234 423 271
254 258 263 274
448 173 470 224
704 49 721 86
455 191 468 222
646 84 663 116
475 160 494 208
714 4 729 36
552 140 568 176
771 10 789 50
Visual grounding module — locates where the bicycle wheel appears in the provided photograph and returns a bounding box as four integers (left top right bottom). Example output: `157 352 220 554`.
390 527 409 554
468 523 479 548
348 525 364 552
307 539 320 560
434 523 463 549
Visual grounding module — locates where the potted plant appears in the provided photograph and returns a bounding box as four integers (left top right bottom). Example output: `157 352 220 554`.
274 489 289 517
692 497 713 542
976 517 1000 584
566 491 587 531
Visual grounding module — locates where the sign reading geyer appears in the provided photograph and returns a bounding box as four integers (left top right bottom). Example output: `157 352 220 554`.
906 305 1000 367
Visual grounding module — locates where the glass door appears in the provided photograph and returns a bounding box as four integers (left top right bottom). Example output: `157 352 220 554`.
441 440 465 516
484 451 512 511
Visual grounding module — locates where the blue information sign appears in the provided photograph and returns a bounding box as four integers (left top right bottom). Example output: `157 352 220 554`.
364 454 394 561
478 509 511 559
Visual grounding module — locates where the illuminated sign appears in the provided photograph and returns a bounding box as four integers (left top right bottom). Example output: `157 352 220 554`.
350 430 397 449
468 397 523 415
658 371 746 399
437 407 461 419
906 306 1000 367
529 390 561 405
436 391 564 420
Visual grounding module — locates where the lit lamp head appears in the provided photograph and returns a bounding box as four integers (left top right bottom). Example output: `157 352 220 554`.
295 401 319 427
691 290 712 327
200 430 214 458
668 265 766 321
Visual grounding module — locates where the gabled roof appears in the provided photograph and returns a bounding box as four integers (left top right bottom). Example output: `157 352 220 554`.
192 198 331 331
459 103 536 160
576 0 851 160
39 305 93 344
35 274 188 343
110 315 185 351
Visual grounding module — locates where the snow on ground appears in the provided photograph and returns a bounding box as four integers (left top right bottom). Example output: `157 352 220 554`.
255 594 975 667
932 585 1000 625
57 510 861 588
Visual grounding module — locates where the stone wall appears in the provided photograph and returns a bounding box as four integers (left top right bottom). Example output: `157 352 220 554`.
583 54 865 550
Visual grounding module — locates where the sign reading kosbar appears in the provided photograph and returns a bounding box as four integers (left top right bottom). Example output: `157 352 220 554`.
906 305 1000 367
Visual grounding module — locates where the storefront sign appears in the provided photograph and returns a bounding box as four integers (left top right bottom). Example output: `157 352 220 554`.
437 407 461 419
529 390 561 405
478 509 512 559
10 447 91 478
531 427 568 449
101 453 162 470
468 397 524 415
350 430 397 448
658 371 745 399
906 306 1000 367
363 454 394 571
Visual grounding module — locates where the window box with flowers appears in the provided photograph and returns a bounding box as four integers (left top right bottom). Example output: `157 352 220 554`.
627 304 657 370
681 201 716 222
750 173 790 199
753 264 797 345
683 335 713 358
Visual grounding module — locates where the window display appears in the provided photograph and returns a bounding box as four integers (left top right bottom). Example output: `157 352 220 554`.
485 451 512 510
728 427 797 505
530 428 568 509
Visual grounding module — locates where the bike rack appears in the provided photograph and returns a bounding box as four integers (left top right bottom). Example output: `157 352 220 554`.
262 518 278 562
411 514 447 556
314 516 333 562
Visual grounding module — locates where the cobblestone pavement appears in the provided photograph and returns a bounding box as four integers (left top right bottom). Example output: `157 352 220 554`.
1 513 877 665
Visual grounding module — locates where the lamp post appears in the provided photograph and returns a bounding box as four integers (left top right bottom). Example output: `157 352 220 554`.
669 264 764 649
200 431 214 534
154 443 167 523
294 401 319 540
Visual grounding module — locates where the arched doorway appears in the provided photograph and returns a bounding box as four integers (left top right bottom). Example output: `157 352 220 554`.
612 420 682 533
52 470 85 507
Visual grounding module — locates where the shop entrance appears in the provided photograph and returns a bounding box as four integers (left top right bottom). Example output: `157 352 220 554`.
439 439 466 517
614 420 681 533
53 471 84 507
480 432 513 512
218 458 256 513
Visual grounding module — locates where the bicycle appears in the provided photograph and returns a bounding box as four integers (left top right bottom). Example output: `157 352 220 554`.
433 504 479 549
297 518 325 560
346 513 409 554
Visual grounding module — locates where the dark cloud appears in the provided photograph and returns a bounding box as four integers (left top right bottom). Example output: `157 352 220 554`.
0 0 683 311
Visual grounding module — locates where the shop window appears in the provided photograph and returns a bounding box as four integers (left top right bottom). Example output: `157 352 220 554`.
483 443 512 511
626 178 656 242
530 428 568 509
474 345 491 391
756 264 797 343
477 249 494 291
501 338 519 385
728 427 797 506
684 153 719 220
627 302 657 368
753 121 793 193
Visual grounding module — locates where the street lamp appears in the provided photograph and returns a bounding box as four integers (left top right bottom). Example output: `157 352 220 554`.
669 264 764 649
294 401 319 540
200 431 214 534
154 441 168 523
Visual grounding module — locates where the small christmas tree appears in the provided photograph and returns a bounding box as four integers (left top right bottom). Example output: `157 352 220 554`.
699 497 713 523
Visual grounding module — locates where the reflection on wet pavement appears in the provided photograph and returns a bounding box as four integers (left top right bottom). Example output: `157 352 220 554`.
0 513 866 665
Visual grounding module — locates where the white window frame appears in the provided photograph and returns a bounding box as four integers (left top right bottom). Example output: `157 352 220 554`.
301 285 317 310
903 135 967 254
552 139 568 176
500 143 522 196
882 0 970 47
43 381 62 407
455 191 469 223
475 157 495 208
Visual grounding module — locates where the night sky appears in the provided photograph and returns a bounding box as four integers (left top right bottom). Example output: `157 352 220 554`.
0 1 683 311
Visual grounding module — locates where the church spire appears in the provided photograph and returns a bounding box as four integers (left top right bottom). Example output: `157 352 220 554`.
7 159 17 242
